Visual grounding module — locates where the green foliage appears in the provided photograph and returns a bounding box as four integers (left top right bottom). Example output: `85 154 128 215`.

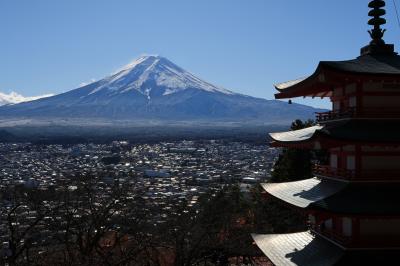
271 148 313 183
250 186 306 234
290 119 315 130
270 119 315 183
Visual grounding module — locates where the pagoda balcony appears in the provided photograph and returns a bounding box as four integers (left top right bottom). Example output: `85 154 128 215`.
313 165 355 180
311 227 400 249
357 107 400 119
316 108 355 122
311 226 400 249
310 227 352 246
314 165 400 181
316 107 400 122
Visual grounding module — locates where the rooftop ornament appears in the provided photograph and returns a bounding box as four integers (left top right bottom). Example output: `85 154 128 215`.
361 0 396 55
368 0 387 45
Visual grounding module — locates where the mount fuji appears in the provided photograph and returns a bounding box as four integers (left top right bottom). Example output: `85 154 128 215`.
0 55 320 124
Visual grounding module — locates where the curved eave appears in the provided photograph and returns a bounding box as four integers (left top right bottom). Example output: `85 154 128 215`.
261 178 347 209
252 232 344 266
274 64 333 99
311 184 400 216
270 137 400 149
274 58 400 99
270 141 317 149
270 120 400 148
263 179 400 216
269 125 323 145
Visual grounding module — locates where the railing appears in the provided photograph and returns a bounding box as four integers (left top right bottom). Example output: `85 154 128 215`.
354 235 400 248
316 107 400 122
313 165 355 180
357 107 400 119
313 165 400 181
316 108 355 122
311 227 353 246
312 226 400 248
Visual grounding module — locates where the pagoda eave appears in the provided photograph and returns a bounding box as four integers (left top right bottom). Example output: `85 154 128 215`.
252 232 344 266
275 57 400 99
253 230 400 265
270 140 316 149
271 137 400 149
261 179 400 215
261 178 347 209
270 120 400 148
270 137 345 149
311 183 400 216
309 208 400 219
274 66 332 99
269 125 323 143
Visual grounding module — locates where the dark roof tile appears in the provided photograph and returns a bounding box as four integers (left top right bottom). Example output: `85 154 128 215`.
252 232 344 266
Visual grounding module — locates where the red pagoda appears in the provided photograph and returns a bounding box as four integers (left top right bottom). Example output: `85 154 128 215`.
252 1 400 265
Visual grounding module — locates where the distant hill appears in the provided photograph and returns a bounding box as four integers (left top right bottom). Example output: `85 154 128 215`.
0 91 53 106
0 55 322 124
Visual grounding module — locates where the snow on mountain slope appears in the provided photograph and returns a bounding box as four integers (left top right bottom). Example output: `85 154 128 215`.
87 55 234 98
0 91 53 106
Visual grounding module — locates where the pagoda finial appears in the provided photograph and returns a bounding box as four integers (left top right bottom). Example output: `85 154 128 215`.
361 0 395 55
368 0 387 45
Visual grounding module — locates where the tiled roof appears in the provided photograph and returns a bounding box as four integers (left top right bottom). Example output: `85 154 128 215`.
269 126 323 143
261 178 347 208
321 54 400 75
314 183 400 215
274 54 400 98
262 179 400 215
269 120 400 144
252 231 344 266
275 78 307 90
320 120 400 143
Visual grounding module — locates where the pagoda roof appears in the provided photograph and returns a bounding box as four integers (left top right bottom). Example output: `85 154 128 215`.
314 183 400 215
262 178 400 215
275 77 307 90
274 53 400 99
261 178 347 208
269 125 323 144
252 231 344 266
321 54 400 75
269 120 400 147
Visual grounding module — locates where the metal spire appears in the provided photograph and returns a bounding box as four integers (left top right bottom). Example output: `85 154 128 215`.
361 0 395 55
368 0 387 45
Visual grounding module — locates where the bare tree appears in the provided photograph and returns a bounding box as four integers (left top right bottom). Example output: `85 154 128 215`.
0 186 57 266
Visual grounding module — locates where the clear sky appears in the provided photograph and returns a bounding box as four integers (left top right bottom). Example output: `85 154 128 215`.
1 0 400 108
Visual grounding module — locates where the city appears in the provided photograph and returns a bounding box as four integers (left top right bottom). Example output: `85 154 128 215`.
0 140 280 264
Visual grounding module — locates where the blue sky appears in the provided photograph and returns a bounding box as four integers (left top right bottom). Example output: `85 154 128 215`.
1 0 400 108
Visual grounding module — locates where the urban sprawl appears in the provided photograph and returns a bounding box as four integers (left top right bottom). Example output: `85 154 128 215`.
0 140 279 260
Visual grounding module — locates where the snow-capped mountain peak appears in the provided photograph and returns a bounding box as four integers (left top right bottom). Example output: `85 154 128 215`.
0 91 53 106
88 55 234 97
116 55 161 73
